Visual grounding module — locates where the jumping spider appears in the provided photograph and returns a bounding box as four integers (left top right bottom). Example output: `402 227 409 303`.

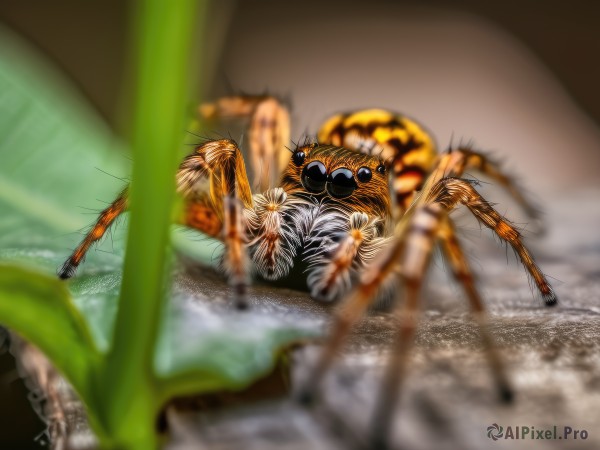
58 95 556 447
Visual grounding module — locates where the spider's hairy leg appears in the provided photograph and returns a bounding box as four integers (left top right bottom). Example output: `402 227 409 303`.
176 139 253 213
60 139 253 310
447 147 543 226
297 232 405 405
305 211 388 302
368 204 444 448
249 97 290 191
369 178 552 446
245 187 298 280
180 193 222 238
178 139 254 309
430 177 556 305
438 217 513 402
58 188 128 279
222 192 249 310
216 141 252 309
199 95 291 192
298 203 441 446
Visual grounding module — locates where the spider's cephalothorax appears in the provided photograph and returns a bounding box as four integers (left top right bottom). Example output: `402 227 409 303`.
58 95 556 448
247 142 393 301
281 143 391 220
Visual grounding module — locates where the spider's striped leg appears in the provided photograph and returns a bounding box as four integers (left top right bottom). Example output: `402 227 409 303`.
438 217 513 402
368 204 443 449
448 147 543 226
180 193 222 238
179 139 254 309
370 178 557 447
221 191 250 309
58 188 128 279
199 95 291 192
176 139 253 212
297 233 405 405
383 175 556 421
428 177 556 305
304 211 389 302
60 139 254 310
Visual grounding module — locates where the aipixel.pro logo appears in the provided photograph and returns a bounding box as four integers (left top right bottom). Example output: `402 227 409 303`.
487 423 504 441
487 424 589 441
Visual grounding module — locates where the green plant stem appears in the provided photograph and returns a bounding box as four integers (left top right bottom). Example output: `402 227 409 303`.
99 1 203 447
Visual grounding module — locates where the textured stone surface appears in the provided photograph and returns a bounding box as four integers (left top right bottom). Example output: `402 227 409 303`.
164 190 600 450
13 190 600 449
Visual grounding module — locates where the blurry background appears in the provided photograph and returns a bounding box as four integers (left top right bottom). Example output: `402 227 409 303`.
1 0 599 447
1 0 600 189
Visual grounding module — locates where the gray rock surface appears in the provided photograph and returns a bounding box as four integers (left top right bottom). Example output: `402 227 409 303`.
14 190 600 449
165 190 600 450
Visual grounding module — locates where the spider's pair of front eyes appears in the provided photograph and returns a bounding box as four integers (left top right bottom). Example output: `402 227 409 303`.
293 150 382 198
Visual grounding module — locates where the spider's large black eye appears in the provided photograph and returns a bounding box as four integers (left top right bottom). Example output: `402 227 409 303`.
292 150 305 166
357 167 372 183
327 167 357 198
302 161 327 193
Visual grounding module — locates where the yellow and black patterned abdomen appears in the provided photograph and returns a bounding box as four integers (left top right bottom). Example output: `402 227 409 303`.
318 109 437 211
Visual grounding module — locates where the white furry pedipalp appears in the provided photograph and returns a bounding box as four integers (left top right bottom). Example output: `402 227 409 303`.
246 188 301 280
304 207 389 302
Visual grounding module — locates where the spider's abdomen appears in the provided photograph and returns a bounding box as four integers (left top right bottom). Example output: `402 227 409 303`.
318 109 437 211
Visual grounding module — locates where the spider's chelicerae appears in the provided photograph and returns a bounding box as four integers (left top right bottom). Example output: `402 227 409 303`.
59 95 556 447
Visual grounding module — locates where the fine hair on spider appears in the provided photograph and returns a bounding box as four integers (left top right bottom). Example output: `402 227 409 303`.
58 94 556 448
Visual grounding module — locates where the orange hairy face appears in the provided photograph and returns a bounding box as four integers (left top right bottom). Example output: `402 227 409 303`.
280 143 392 221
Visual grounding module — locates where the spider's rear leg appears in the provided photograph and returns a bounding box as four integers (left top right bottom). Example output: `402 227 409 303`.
199 95 291 192
429 177 556 305
304 211 389 302
438 217 513 402
58 188 128 279
368 178 556 447
447 147 544 230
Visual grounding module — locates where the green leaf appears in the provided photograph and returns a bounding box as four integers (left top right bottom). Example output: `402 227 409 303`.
154 271 325 400
69 272 122 353
0 20 321 403
0 264 100 405
0 23 130 359
0 24 129 277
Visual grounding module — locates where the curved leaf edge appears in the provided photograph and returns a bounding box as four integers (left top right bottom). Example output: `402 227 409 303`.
0 264 102 408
